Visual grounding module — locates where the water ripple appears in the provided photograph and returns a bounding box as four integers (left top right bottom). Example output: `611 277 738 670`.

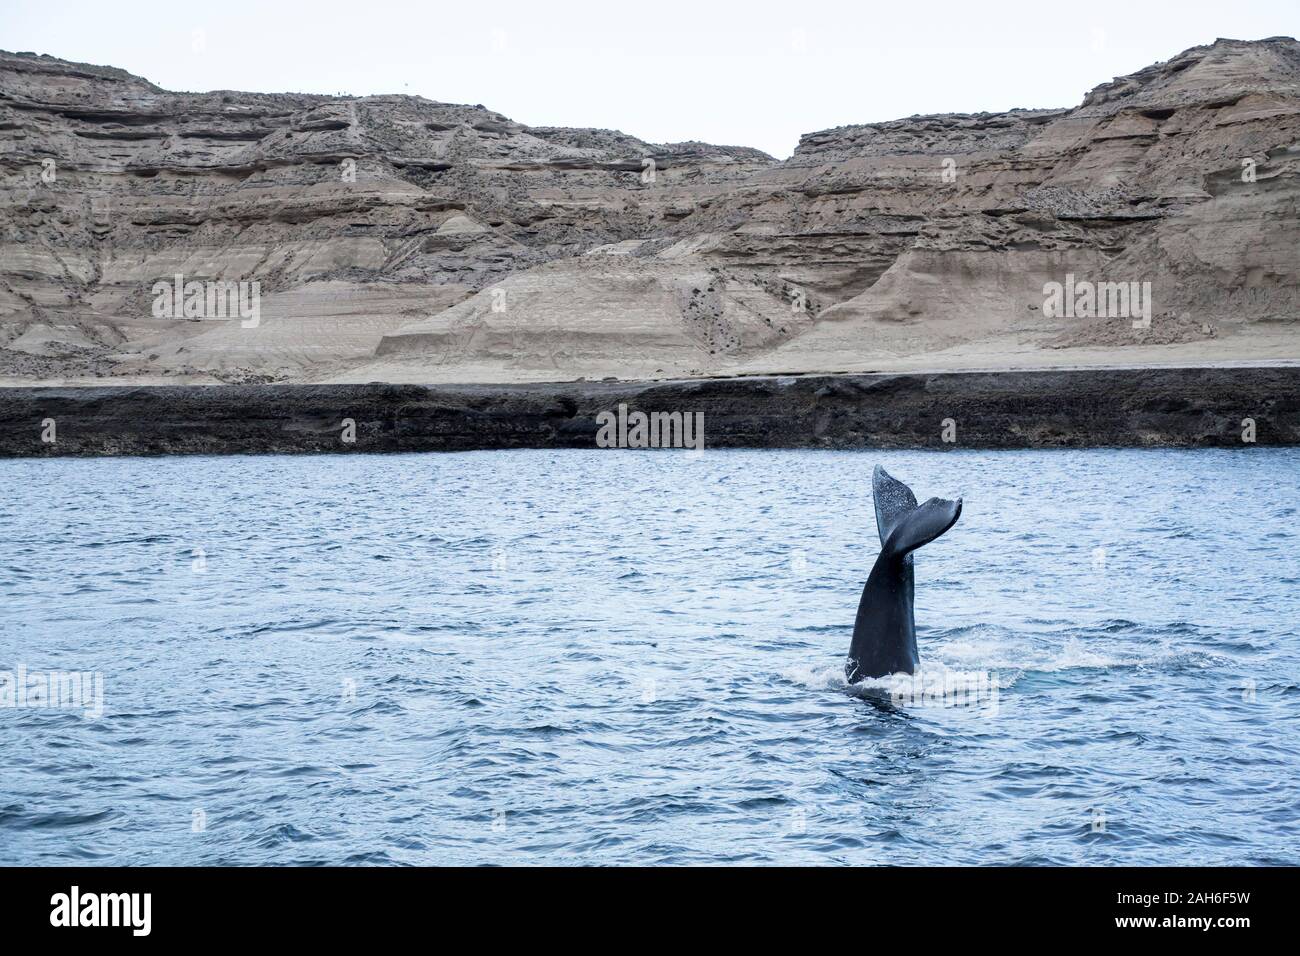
0 447 1297 864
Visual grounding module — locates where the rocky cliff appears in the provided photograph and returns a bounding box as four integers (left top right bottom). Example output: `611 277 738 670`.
1 37 1297 386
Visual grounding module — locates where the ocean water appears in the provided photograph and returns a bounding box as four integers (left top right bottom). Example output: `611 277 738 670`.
1 448 1297 866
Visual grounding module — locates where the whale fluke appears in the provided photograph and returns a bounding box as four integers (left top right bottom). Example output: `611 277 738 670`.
846 468 962 683
872 465 918 545
884 496 963 558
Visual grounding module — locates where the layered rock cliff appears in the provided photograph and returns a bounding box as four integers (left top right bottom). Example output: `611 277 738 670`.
1 37 1297 385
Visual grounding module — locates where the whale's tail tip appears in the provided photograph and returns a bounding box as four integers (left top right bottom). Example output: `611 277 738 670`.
949 496 964 531
872 465 919 543
872 465 963 553
886 494 963 557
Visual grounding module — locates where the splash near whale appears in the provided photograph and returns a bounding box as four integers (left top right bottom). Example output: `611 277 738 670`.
845 466 963 683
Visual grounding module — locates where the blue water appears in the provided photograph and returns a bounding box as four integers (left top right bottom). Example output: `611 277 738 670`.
1 448 1297 865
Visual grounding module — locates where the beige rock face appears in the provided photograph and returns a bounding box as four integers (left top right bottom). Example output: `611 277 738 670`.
1 37 1297 386
358 252 814 383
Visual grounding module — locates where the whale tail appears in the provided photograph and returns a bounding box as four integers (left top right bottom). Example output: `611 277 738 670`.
872 466 960 558
846 468 963 681
872 465 918 547
883 495 963 559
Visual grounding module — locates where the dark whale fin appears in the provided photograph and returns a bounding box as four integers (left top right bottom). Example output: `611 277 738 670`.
872 465 918 546
883 496 963 558
848 469 963 682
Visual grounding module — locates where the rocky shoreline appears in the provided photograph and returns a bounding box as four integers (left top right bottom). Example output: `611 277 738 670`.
2 366 1296 458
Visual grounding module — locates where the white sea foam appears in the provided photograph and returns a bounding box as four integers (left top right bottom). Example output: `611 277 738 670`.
781 629 1221 710
780 660 1014 710
935 635 1120 672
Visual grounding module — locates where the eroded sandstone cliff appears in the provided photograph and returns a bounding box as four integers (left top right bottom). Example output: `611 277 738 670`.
1 37 1296 385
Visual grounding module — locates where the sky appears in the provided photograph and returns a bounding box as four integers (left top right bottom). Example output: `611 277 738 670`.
3 0 1296 158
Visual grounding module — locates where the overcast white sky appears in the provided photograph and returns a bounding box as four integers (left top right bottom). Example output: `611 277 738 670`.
3 0 1295 157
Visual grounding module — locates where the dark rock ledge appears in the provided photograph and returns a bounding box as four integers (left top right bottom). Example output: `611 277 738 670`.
1 367 1296 459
